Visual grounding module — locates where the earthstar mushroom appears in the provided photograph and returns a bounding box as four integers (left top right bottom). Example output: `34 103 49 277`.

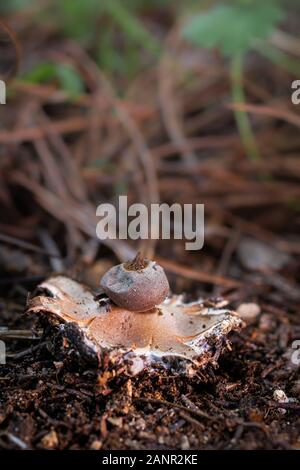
26 258 243 377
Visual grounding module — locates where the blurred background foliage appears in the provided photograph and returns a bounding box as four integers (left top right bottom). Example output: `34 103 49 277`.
1 0 300 159
1 0 299 83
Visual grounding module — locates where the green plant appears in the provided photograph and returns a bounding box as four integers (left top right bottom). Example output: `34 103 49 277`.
51 0 162 78
23 62 84 98
98 0 162 80
183 1 284 161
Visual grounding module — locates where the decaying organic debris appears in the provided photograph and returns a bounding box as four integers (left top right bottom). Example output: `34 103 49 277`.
26 275 243 376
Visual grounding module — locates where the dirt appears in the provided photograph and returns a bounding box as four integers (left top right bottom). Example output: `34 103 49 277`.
0 3 300 451
0 261 299 450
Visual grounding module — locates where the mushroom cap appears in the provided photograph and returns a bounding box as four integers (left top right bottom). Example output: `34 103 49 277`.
27 276 243 375
100 260 169 311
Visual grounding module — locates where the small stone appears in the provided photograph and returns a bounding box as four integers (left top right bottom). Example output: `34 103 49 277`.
237 303 261 324
273 389 289 415
135 418 146 431
107 417 123 428
41 430 59 449
180 435 190 450
53 361 64 370
90 440 102 450
237 237 290 272
259 313 277 332
273 389 288 402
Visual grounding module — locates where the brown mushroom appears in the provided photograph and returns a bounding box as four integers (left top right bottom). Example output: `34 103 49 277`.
27 275 243 376
100 253 169 312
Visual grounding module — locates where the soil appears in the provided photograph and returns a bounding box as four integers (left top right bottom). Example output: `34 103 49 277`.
0 261 299 450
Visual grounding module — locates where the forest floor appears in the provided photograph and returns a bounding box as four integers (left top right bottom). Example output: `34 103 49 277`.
0 3 300 450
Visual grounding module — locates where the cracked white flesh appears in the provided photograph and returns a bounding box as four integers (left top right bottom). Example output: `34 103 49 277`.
27 276 243 364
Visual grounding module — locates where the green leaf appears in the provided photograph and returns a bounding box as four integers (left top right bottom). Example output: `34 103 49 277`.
23 62 84 98
182 2 283 57
55 64 84 98
23 63 57 83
